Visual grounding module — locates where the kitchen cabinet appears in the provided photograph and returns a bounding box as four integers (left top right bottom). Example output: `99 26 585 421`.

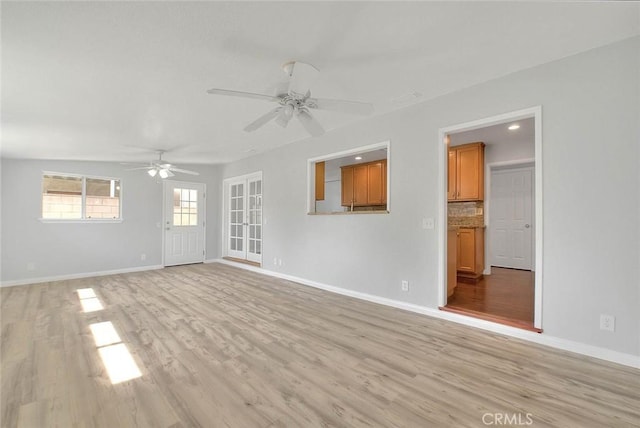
341 159 387 208
447 228 457 297
457 227 484 280
448 142 485 201
315 161 325 201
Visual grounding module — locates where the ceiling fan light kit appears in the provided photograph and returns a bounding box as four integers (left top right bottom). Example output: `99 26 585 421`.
207 61 374 137
127 150 199 179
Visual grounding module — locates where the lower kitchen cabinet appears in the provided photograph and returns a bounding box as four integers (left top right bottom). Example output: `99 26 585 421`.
457 227 484 280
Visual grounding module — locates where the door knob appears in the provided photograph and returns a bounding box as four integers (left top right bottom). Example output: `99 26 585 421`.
525 224 530 228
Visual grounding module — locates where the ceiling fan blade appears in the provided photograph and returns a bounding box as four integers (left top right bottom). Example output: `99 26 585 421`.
287 62 319 97
296 109 325 137
306 97 374 116
274 104 294 128
170 167 200 176
207 88 280 103
274 109 289 128
244 107 282 132
126 166 152 171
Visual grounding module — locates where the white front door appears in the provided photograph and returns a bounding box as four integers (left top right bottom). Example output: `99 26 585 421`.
164 181 205 266
489 166 533 270
225 173 262 264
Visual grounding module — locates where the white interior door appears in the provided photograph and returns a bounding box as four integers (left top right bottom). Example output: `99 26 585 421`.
490 167 533 270
164 181 205 266
225 173 263 264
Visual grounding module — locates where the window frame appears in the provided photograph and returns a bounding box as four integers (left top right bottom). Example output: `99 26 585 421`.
40 171 123 223
307 140 391 215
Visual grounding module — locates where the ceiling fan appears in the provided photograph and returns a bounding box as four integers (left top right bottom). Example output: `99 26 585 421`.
126 150 199 179
207 61 374 137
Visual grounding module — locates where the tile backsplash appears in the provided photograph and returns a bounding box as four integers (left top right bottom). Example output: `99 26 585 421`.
448 201 484 227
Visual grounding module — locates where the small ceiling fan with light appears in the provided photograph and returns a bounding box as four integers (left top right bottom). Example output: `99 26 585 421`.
125 150 199 179
207 61 374 137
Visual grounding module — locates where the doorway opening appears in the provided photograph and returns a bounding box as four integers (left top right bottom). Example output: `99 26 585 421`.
222 171 263 266
438 107 543 331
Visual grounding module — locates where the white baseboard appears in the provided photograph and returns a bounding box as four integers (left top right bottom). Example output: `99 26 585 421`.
212 259 640 369
0 264 164 288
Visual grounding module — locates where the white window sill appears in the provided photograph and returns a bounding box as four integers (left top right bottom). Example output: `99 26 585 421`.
308 210 389 216
39 218 123 224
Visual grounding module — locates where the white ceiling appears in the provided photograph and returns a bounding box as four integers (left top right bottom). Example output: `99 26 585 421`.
450 117 534 147
2 1 638 164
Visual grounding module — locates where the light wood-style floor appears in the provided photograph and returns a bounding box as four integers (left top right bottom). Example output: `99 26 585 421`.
2 263 639 427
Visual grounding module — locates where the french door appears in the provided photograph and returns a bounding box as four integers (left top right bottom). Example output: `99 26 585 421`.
225 173 262 264
163 181 206 266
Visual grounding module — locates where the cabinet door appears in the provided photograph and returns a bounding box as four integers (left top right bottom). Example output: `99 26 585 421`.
353 164 369 205
341 167 354 206
457 228 476 272
367 161 385 205
448 150 457 201
315 161 325 201
456 145 483 200
382 160 387 203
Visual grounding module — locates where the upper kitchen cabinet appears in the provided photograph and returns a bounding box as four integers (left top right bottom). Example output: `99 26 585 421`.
448 142 485 201
341 159 387 209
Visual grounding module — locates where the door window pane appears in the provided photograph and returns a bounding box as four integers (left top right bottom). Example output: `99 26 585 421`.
173 187 198 226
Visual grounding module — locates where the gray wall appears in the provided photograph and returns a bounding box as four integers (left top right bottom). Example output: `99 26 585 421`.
485 138 535 165
221 37 639 356
1 159 222 282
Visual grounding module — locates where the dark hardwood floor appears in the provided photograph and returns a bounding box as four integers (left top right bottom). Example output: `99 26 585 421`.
445 267 536 330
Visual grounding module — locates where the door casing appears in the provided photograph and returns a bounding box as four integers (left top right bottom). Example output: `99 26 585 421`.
222 171 263 264
438 106 543 329
162 180 206 267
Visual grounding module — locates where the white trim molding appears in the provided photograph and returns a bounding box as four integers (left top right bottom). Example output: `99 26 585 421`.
213 259 640 369
306 140 391 214
0 264 164 288
437 106 544 329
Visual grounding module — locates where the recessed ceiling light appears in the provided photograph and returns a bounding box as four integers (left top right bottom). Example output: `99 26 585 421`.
508 124 520 131
355 156 363 160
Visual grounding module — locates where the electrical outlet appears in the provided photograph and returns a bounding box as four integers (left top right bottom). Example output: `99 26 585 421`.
401 280 409 292
278 259 283 266
600 314 615 332
27 262 36 272
273 257 278 265
140 253 146 261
